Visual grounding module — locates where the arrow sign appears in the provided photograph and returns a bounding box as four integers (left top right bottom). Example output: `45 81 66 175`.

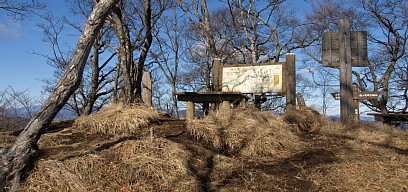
331 92 340 100
353 92 381 100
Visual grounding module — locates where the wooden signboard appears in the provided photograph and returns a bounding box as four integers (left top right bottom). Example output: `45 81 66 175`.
332 91 381 100
322 31 368 67
220 63 285 93
331 92 340 100
354 92 381 100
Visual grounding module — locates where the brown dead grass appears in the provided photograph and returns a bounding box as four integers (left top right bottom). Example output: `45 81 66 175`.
74 102 160 135
0 132 15 148
24 139 199 192
283 108 330 133
0 104 406 191
301 121 408 191
187 108 302 160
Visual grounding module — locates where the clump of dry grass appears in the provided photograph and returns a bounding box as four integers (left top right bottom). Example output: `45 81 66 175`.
0 132 15 148
210 154 286 191
74 102 160 135
187 108 302 160
24 138 199 191
299 120 408 191
283 108 330 133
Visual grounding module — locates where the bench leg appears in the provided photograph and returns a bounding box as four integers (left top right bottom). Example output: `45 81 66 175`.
220 101 231 112
186 101 195 120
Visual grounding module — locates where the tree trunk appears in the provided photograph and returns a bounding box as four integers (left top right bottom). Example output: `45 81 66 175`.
111 3 135 104
135 0 153 98
84 33 102 115
0 0 117 191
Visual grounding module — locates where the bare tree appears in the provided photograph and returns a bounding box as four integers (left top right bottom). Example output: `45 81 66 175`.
152 4 186 117
178 0 219 94
0 0 117 190
107 0 167 104
305 0 407 114
0 87 39 132
354 0 407 113
305 0 408 113
0 0 45 19
34 12 116 116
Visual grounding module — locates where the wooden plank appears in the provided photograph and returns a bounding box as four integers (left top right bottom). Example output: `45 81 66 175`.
186 101 195 120
142 70 152 107
212 58 222 91
368 113 408 123
221 62 285 68
322 32 339 67
285 53 296 112
353 86 359 121
322 31 368 67
175 92 248 103
351 32 368 67
353 92 381 100
339 18 354 123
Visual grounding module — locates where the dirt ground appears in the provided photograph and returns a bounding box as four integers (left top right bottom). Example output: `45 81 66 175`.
1 113 407 191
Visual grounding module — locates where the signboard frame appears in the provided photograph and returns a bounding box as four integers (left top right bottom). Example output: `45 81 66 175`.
219 62 286 94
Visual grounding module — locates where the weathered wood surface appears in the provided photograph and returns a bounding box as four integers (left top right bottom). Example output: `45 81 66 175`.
322 31 368 67
186 101 195 120
175 92 248 103
285 53 296 112
368 113 408 126
339 19 355 123
212 58 222 91
142 70 152 107
0 1 118 191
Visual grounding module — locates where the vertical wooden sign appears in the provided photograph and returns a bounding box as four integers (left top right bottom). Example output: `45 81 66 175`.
142 70 152 107
286 53 296 112
212 58 222 91
339 19 354 123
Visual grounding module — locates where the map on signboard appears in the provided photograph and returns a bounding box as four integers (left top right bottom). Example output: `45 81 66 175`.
221 64 283 93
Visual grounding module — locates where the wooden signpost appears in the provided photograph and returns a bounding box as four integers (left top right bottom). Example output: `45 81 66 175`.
177 53 296 120
331 86 381 121
142 70 152 107
322 18 368 123
213 53 296 112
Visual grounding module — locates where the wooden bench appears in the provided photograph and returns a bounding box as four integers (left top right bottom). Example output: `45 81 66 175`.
175 92 249 120
367 113 408 126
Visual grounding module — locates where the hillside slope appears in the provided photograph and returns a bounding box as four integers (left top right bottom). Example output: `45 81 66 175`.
1 104 407 191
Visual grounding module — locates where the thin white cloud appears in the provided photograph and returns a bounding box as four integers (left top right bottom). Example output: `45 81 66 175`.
298 67 314 74
0 20 22 40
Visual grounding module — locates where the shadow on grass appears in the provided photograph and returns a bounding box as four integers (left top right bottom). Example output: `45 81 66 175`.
325 133 408 155
59 136 139 161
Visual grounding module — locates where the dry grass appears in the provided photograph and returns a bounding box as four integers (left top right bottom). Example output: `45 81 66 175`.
0 104 405 191
300 120 408 191
187 108 303 160
0 132 15 148
74 103 160 135
24 138 199 192
283 108 330 133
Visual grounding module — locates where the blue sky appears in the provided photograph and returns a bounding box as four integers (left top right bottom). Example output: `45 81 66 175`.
0 0 312 99
0 1 80 100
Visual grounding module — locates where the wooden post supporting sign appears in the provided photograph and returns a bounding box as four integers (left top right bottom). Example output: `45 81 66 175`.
186 101 195 120
142 70 152 107
323 18 368 123
353 86 359 121
331 87 381 122
338 19 354 123
212 58 222 92
285 53 296 113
